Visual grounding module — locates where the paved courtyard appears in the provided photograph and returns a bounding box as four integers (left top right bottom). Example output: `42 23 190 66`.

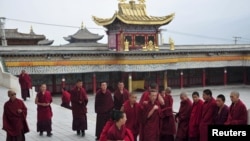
0 85 250 141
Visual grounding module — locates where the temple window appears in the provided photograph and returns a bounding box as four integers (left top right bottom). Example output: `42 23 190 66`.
135 35 145 46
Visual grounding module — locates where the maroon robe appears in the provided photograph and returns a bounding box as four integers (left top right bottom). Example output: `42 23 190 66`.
107 124 134 141
140 101 161 141
160 95 176 141
225 99 248 125
199 97 216 141
19 73 32 100
175 98 192 141
213 105 229 125
123 100 140 141
3 98 29 141
114 88 129 110
61 90 71 109
139 91 150 105
159 94 176 141
188 99 203 141
95 89 114 139
100 120 114 141
36 91 53 132
70 87 88 131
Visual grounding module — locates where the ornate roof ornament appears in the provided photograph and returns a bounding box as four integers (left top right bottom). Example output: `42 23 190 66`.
30 26 34 34
118 0 126 3
81 22 85 29
138 0 145 4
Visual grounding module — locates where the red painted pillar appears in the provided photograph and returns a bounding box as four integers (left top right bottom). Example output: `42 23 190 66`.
224 68 227 86
93 73 96 95
180 71 184 88
243 68 247 84
202 69 206 87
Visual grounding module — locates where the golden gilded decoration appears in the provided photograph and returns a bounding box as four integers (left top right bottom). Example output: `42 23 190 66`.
124 39 129 51
143 40 159 51
138 0 145 4
93 0 175 26
5 56 250 67
118 0 126 3
169 37 175 50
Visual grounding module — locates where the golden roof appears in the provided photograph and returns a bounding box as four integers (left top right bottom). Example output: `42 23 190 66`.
93 0 174 26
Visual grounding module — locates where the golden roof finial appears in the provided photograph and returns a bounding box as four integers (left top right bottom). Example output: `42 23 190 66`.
118 0 126 3
81 21 85 29
138 0 145 4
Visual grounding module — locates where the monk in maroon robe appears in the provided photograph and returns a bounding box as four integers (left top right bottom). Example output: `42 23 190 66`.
35 84 53 137
114 81 129 110
18 70 32 101
100 119 114 141
95 82 114 140
213 94 229 125
225 91 248 125
140 89 161 141
70 80 88 136
107 110 134 141
3 90 29 141
188 91 203 141
175 92 192 141
121 93 140 141
61 88 71 109
159 87 176 141
199 89 216 141
139 82 158 105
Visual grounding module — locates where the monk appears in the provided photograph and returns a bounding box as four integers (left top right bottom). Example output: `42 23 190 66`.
188 91 203 141
199 89 216 141
18 70 32 101
121 93 140 141
99 119 114 141
35 84 53 137
159 87 176 141
70 80 88 136
2 90 29 141
107 110 134 141
213 94 229 125
114 81 129 110
61 88 71 109
175 92 192 141
140 89 161 141
225 91 248 125
139 82 158 105
95 81 114 140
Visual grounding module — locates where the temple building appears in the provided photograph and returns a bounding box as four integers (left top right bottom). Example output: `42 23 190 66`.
63 23 106 49
0 0 250 94
3 27 53 46
93 0 174 51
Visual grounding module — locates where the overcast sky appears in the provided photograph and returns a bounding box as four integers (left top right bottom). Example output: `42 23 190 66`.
1 0 250 45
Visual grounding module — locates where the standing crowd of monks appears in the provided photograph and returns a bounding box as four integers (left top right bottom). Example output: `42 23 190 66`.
2 70 249 141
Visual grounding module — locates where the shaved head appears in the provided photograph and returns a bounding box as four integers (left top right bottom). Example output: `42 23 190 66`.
180 92 187 97
230 91 240 103
180 92 188 101
230 91 240 98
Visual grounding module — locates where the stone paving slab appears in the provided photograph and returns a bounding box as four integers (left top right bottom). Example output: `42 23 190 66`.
1 85 250 141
